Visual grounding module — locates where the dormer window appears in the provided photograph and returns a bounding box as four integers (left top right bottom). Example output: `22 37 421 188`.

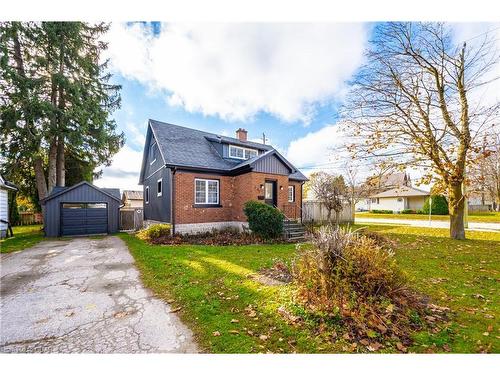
229 145 258 160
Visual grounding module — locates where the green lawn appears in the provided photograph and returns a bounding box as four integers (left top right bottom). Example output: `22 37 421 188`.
0 225 44 253
356 211 500 223
119 226 499 353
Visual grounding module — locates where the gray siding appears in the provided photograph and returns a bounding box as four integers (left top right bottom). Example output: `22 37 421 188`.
253 154 290 175
43 183 120 237
144 133 163 178
143 167 172 223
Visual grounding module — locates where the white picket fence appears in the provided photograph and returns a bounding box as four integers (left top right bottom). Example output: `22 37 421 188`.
302 200 354 224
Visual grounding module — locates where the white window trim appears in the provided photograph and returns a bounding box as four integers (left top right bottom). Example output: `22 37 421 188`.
228 145 258 160
288 185 295 203
149 142 157 165
194 178 220 205
157 178 162 197
145 186 150 204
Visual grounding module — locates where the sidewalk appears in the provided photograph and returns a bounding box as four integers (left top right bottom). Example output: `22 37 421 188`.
355 217 500 232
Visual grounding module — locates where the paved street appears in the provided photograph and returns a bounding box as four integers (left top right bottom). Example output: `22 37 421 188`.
0 236 197 353
355 217 500 232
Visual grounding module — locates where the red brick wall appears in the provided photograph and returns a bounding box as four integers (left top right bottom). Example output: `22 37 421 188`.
174 171 303 224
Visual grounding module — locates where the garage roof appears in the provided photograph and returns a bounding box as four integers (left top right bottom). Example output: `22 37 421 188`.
40 181 121 204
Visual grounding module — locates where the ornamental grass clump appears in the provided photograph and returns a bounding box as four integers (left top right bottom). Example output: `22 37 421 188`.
136 223 172 241
292 225 436 350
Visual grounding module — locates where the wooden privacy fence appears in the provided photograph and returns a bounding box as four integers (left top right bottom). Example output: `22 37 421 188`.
18 212 43 225
302 200 354 224
119 208 144 231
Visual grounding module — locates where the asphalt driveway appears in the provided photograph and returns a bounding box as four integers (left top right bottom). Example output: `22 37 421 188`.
0 236 197 353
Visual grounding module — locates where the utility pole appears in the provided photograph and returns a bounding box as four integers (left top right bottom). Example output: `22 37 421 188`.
463 180 469 229
262 133 266 144
428 196 432 226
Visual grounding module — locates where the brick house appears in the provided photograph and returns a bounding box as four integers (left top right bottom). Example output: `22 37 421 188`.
139 120 307 234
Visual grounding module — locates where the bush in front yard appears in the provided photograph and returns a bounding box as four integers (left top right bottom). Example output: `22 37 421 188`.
243 200 284 239
370 209 394 214
292 225 435 349
422 195 449 215
137 223 172 241
401 209 416 214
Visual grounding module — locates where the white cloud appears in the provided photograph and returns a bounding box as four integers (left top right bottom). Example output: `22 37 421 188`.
125 121 147 148
105 22 369 123
286 123 348 176
94 146 143 192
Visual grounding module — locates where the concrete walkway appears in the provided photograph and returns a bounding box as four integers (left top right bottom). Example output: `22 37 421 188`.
355 217 500 232
0 236 197 353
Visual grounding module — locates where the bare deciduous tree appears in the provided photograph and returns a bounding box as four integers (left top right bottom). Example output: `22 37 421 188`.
309 172 347 225
343 22 500 239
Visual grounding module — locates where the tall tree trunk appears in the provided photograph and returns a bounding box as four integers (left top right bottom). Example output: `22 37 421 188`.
449 182 466 240
56 136 65 186
48 145 57 192
34 157 48 200
47 140 57 193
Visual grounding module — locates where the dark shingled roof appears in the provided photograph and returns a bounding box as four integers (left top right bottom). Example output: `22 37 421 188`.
102 188 121 200
145 120 307 181
41 181 121 204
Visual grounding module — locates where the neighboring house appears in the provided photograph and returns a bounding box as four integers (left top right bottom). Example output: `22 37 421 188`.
139 120 308 234
368 186 430 212
40 181 121 237
356 172 412 211
378 172 411 190
467 192 494 212
122 190 143 208
0 175 17 238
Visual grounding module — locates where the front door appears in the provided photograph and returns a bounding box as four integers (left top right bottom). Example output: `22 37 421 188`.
264 181 277 207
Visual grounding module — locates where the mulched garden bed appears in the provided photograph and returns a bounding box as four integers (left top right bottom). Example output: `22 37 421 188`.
149 229 290 246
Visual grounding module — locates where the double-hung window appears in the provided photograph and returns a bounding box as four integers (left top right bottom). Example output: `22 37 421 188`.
229 145 258 160
195 179 219 205
157 178 162 197
288 186 295 202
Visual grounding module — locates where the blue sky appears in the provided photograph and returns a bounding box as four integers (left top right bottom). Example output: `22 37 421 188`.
94 22 500 191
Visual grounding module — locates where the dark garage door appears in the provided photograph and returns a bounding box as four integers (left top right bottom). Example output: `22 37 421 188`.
61 203 108 236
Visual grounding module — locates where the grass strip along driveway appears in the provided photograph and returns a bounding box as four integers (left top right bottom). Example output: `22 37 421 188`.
120 226 499 353
0 225 44 254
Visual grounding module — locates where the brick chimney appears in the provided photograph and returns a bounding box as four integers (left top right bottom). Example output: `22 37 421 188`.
236 128 248 141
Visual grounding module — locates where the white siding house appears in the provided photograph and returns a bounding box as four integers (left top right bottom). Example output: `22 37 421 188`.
0 175 17 238
368 186 430 212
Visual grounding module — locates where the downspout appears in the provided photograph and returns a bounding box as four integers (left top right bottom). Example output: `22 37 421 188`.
171 166 177 234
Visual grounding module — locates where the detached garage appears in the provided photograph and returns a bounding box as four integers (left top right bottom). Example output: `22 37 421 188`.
41 181 121 237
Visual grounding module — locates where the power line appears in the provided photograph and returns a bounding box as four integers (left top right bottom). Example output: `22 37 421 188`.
461 25 500 43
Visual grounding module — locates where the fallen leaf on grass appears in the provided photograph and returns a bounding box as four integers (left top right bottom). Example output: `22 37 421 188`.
228 330 240 335
396 342 407 352
169 307 182 313
367 342 382 352
212 331 221 337
259 335 268 341
231 319 239 323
